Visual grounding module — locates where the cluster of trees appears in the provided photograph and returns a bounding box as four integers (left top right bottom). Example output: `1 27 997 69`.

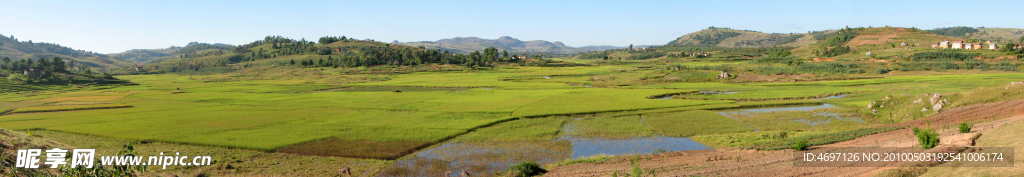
1 57 68 73
177 42 233 59
627 52 666 60
998 43 1024 55
753 50 800 65
813 27 859 57
234 36 303 53
819 28 858 47
0 56 107 84
927 27 979 37
317 36 349 44
910 50 984 61
280 46 518 68
814 46 852 57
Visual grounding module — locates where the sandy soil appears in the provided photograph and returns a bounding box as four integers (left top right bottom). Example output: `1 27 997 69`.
544 99 1024 177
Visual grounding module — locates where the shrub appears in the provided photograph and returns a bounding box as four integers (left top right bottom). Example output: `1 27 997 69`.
508 161 547 177
913 127 939 149
7 74 29 84
792 140 808 151
958 121 973 133
876 68 891 74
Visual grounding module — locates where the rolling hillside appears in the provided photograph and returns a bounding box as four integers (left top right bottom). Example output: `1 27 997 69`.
399 36 595 54
967 27 1024 42
666 27 816 48
0 34 133 70
110 42 234 64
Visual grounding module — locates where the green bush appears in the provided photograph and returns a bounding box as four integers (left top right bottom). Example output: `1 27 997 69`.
958 121 973 133
6 74 29 84
508 161 546 177
913 127 939 149
876 68 891 74
792 140 808 151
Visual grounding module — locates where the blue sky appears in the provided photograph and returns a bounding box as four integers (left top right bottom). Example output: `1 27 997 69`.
1 0 1021 54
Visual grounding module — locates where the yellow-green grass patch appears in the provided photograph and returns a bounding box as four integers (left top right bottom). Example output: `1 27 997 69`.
642 110 755 137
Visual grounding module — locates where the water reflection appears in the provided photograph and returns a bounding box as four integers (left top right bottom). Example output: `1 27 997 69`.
379 141 570 177
558 136 710 159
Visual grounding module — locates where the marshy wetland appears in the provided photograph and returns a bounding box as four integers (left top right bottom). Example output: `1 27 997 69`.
4 65 1024 176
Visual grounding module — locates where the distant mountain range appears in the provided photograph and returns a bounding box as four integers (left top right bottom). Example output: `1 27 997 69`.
400 36 628 54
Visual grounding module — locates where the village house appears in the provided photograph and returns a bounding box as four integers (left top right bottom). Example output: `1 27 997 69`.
1015 44 1023 50
939 41 951 48
990 43 1000 50
690 51 710 57
951 41 964 49
973 43 984 50
23 67 43 76
964 43 974 50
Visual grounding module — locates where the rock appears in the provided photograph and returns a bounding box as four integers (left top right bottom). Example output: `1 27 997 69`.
930 93 942 105
867 102 875 109
941 133 980 147
922 108 929 112
872 109 878 114
913 98 922 104
932 103 943 112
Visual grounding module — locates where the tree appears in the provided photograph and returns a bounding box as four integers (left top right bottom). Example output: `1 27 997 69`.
36 57 50 70
1000 43 1014 52
1 57 9 70
629 44 633 50
52 57 66 72
502 50 509 60
290 59 295 65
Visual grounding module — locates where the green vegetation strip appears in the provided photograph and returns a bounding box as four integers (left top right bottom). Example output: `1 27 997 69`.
642 110 754 137
12 104 133 113
742 126 905 150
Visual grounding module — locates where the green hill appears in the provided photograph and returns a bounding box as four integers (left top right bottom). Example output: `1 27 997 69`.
399 36 594 54
110 42 235 64
144 35 521 74
967 27 1024 42
666 27 816 48
0 33 133 70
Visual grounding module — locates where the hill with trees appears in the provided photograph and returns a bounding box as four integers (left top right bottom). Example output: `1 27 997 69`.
0 33 133 71
666 27 816 48
110 42 235 64
141 35 535 75
399 36 594 55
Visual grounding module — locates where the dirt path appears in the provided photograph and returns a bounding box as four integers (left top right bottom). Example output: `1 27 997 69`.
543 100 1024 177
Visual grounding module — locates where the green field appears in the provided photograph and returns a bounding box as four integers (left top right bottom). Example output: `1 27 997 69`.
3 61 1024 164
642 110 754 136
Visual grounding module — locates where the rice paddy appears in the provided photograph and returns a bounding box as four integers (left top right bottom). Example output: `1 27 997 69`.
3 64 1023 176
